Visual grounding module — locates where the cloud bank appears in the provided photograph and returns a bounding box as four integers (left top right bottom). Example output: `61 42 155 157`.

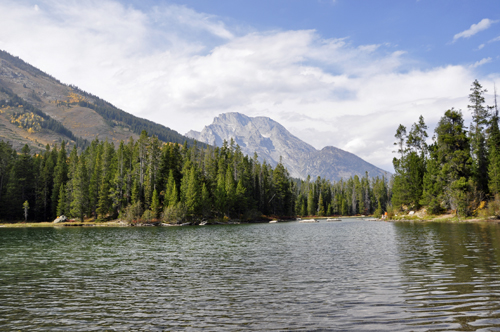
0 0 497 172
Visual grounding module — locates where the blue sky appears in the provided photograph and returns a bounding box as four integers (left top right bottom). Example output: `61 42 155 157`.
0 0 499 172
126 0 500 72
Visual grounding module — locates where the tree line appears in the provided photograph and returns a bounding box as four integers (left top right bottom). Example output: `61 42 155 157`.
70 85 201 147
392 80 499 216
0 131 391 222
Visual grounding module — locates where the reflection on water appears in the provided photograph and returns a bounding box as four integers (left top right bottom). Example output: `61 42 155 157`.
0 221 499 331
394 222 500 331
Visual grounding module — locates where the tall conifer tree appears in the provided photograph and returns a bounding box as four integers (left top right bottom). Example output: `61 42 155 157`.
468 79 490 195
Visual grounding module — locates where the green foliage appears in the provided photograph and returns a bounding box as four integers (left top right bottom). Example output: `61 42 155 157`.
123 201 143 223
21 79 500 223
468 79 490 194
56 184 66 217
162 202 187 224
392 80 500 217
391 117 427 210
488 89 500 195
150 189 160 219
317 193 325 216
70 157 88 222
141 209 154 223
0 134 312 221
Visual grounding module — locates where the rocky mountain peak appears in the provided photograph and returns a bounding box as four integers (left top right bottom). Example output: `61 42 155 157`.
186 112 390 181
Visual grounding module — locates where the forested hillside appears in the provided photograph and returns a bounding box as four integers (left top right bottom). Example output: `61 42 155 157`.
0 49 199 151
391 80 500 217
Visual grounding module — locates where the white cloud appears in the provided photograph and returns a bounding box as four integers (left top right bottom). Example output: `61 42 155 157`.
453 18 497 42
490 36 500 43
470 57 492 68
0 0 496 173
150 4 234 40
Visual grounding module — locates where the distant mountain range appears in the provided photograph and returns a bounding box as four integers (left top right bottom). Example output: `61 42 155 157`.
0 49 198 152
187 112 390 182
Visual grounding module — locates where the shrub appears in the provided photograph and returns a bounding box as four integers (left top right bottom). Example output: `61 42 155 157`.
487 195 500 218
123 201 143 223
427 198 443 215
373 207 382 219
386 207 395 220
141 209 154 222
162 202 186 223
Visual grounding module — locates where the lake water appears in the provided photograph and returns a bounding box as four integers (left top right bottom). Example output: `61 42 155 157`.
1 220 500 331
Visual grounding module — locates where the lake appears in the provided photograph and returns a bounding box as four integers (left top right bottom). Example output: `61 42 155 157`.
1 219 500 331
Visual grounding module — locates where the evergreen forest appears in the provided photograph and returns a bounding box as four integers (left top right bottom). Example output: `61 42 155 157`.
392 80 500 217
0 131 390 223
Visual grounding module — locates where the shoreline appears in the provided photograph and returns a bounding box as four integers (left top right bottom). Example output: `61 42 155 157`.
385 217 500 224
0 215 369 228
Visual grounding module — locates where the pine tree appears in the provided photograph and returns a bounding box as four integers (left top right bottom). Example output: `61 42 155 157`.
38 145 55 220
488 86 500 195
65 146 79 217
51 142 67 219
0 141 15 210
391 124 410 209
150 188 160 219
70 157 89 222
225 165 236 216
137 130 149 196
5 144 36 220
317 192 325 216
235 178 247 216
96 141 114 219
391 117 428 211
468 79 490 195
165 169 178 207
200 182 211 218
96 179 110 219
215 165 227 217
420 143 442 214
326 203 332 216
88 145 103 218
307 189 315 216
184 166 200 217
56 183 66 216
272 162 291 216
435 109 472 216
144 136 161 209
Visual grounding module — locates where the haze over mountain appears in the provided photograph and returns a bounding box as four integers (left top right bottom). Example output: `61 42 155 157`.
0 50 197 152
187 112 390 182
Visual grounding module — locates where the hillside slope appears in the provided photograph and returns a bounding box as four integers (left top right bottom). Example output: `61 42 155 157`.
0 49 196 152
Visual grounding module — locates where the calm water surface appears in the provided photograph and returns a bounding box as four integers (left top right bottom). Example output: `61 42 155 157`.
1 220 500 331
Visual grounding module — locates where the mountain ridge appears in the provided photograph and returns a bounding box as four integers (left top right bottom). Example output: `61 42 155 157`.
187 112 390 181
0 49 198 152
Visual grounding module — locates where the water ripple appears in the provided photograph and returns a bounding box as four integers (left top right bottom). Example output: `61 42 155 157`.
1 221 500 330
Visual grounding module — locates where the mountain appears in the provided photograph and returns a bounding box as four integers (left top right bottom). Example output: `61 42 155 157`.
186 112 390 181
0 49 197 152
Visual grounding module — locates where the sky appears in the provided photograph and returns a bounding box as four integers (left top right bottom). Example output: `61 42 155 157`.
0 0 499 172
